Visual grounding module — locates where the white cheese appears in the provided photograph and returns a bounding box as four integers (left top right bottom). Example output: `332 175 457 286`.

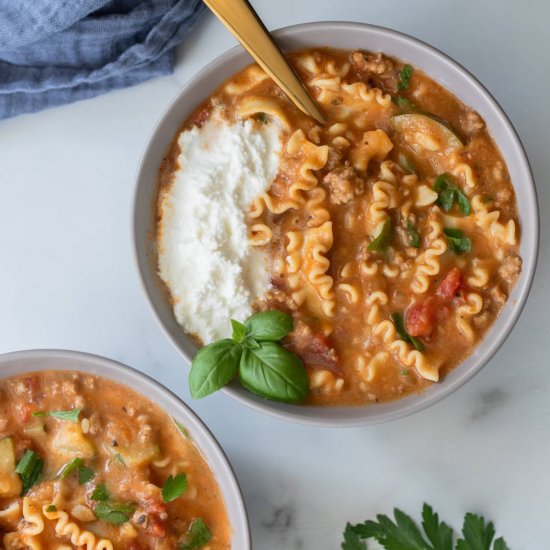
158 117 281 344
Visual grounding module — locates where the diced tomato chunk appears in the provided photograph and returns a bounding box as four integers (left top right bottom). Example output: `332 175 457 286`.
437 267 463 300
146 515 166 538
406 297 438 337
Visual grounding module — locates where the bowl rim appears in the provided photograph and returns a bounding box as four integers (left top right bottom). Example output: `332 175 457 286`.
131 21 539 427
0 348 252 548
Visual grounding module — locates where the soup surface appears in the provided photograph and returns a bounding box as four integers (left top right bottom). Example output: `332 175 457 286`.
0 371 230 549
157 48 521 406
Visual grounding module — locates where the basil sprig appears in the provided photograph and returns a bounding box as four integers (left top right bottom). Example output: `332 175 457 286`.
444 228 472 255
15 449 44 495
434 173 471 215
189 311 309 403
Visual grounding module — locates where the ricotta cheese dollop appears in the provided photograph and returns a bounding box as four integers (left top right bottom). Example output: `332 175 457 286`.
158 117 281 344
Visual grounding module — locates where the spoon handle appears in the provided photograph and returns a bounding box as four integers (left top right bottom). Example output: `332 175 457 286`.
202 0 326 124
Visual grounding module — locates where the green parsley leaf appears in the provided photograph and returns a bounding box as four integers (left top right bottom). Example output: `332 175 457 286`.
189 339 242 399
15 449 44 495
456 513 497 550
94 501 135 525
407 219 421 248
342 523 368 550
32 408 81 423
433 173 471 215
230 319 247 343
181 518 212 550
444 228 472 255
244 310 294 342
392 96 417 111
46 505 57 513
397 64 414 91
91 483 110 502
422 503 453 550
391 312 424 352
78 465 95 485
162 473 187 503
368 217 393 252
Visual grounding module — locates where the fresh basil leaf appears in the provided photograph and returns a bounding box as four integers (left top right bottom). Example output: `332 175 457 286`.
239 342 309 403
456 187 471 215
390 312 424 352
242 336 260 349
162 473 187 503
78 465 95 485
182 517 212 549
397 64 413 91
15 449 44 495
94 501 135 525
231 319 247 343
392 96 417 111
444 227 472 255
368 218 393 252
60 457 83 479
91 483 110 502
244 310 293 341
33 408 81 423
407 219 420 248
189 339 241 399
342 522 367 550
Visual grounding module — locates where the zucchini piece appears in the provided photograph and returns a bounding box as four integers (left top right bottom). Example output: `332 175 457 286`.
0 437 22 498
106 444 161 467
23 420 46 438
51 423 95 458
391 113 463 152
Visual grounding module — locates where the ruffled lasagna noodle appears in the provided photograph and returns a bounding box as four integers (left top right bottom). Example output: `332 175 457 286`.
0 371 231 549
160 47 521 406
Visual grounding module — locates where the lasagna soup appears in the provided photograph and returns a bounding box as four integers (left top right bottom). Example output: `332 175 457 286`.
0 371 230 549
157 48 521 406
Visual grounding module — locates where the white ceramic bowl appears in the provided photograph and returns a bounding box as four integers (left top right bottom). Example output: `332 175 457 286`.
132 22 538 427
0 349 251 548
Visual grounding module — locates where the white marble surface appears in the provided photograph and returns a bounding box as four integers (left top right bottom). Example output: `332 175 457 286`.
0 1 549 548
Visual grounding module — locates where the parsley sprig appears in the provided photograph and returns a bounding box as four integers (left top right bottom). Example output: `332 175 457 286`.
181 518 212 550
434 173 471 215
15 449 44 495
398 64 414 91
342 504 510 550
189 311 309 403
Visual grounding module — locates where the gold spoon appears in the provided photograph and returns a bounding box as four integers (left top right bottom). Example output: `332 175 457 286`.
202 0 326 124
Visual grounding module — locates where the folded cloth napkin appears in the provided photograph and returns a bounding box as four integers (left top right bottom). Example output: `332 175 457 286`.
0 0 206 120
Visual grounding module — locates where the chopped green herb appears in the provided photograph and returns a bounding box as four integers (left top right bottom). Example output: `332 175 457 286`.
78 466 95 485
400 368 409 376
390 312 424 352
433 173 471 215
94 501 135 525
162 473 187 503
173 418 189 438
407 219 420 248
46 505 57 513
15 450 44 495
481 194 494 203
343 503 509 550
182 518 212 549
32 408 81 423
114 453 126 466
392 96 417 111
367 218 393 252
253 112 269 124
60 457 83 479
444 228 472 255
397 64 414 91
91 483 110 502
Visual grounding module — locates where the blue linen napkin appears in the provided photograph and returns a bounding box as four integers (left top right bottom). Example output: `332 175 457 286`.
0 0 207 120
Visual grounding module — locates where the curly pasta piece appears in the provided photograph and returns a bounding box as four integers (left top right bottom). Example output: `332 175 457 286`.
337 282 361 304
471 195 516 245
249 223 273 246
0 501 21 524
349 129 393 171
310 370 344 393
452 162 477 188
43 505 114 550
365 291 388 326
286 222 335 317
236 96 291 129
224 65 269 95
456 292 483 341
21 498 44 536
467 259 491 288
411 218 448 294
369 180 396 225
340 82 393 107
305 187 330 226
373 320 440 381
